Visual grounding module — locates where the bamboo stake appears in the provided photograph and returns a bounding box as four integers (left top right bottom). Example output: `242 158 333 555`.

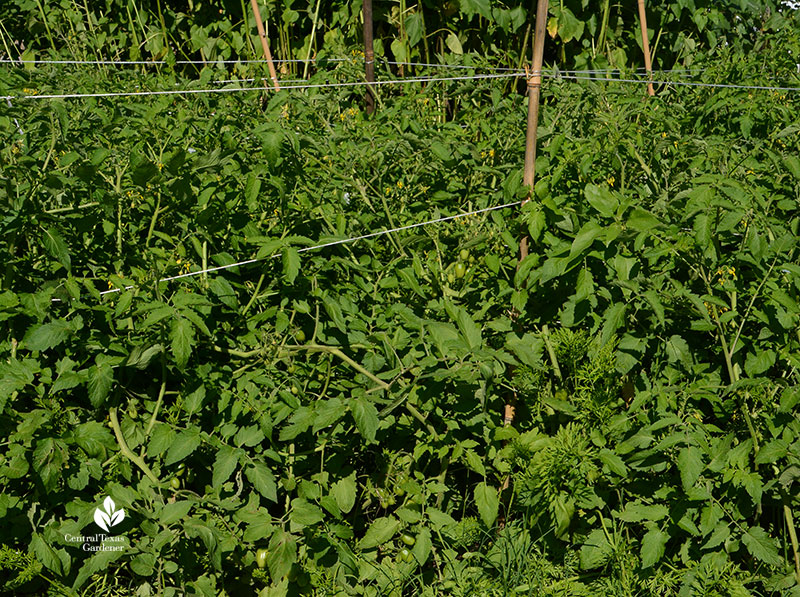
505 0 548 428
636 0 655 96
363 0 376 114
249 0 280 91
500 1 549 480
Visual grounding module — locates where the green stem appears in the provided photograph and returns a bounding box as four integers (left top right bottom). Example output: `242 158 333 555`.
541 325 563 382
35 0 57 53
597 0 611 57
302 344 390 389
729 258 776 356
780 487 800 584
145 195 161 247
109 407 159 484
405 402 436 437
212 342 392 391
202 240 208 288
303 0 322 79
44 202 99 214
242 273 265 315
145 355 168 437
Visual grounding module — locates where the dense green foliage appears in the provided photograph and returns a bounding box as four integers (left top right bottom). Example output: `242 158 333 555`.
1 1 800 596
0 0 791 73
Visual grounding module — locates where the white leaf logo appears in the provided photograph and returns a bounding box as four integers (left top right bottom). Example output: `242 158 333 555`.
94 496 125 532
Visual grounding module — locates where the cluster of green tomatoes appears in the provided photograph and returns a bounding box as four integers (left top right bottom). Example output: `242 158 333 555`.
446 249 474 284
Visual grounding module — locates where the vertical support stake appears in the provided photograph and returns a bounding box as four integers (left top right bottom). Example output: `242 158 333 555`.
501 0 549 499
249 0 280 91
637 0 655 96
363 0 376 114
506 0 548 427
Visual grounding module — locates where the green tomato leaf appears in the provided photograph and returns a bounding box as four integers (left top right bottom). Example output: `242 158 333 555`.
570 221 603 258
580 528 614 570
164 428 202 466
474 482 499 527
282 247 300 284
583 184 619 218
331 473 357 514
627 208 661 232
87 362 114 408
290 498 324 528
24 320 74 352
460 0 491 19
160 501 193 525
351 398 379 443
599 448 628 477
267 530 297 582
742 526 783 567
246 461 278 502
359 516 400 550
170 317 194 369
640 527 669 568
412 527 432 565
42 227 71 272
212 445 241 487
677 446 704 492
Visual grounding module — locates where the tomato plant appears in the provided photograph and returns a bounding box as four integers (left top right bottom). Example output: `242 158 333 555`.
0 5 799 596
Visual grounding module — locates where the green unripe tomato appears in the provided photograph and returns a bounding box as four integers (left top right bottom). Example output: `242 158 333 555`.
255 549 268 569
170 477 181 490
454 263 467 279
401 534 416 546
447 273 455 284
287 363 296 374
295 330 306 343
291 385 299 395
399 548 412 562
176 462 186 477
459 249 470 261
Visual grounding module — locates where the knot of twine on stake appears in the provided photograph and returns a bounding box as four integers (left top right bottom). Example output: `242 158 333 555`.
524 64 542 88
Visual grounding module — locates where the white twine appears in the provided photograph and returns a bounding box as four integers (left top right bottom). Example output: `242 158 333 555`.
50 200 522 301
0 56 707 76
553 73 800 93
1 72 524 101
5 68 787 102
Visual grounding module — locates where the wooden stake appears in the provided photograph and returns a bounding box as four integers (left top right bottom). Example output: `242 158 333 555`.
503 0 549 442
522 0 549 204
363 0 376 114
249 0 280 91
637 0 655 96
